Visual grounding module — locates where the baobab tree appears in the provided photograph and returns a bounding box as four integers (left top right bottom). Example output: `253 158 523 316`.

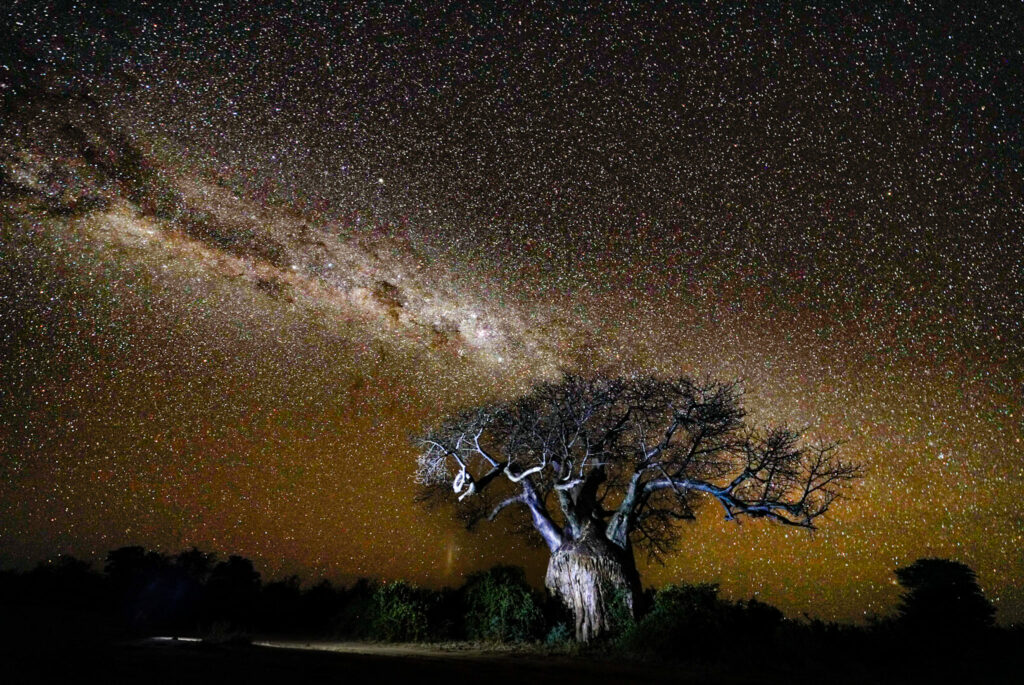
414 374 861 642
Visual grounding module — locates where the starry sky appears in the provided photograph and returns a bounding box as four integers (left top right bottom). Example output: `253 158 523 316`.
1 1 1022 624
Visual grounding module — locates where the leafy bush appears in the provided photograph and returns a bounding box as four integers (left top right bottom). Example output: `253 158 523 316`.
330 578 376 638
618 583 782 661
544 622 573 648
604 581 636 639
462 566 544 642
369 581 431 642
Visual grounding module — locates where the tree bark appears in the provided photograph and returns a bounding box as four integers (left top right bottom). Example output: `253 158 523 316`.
544 523 640 642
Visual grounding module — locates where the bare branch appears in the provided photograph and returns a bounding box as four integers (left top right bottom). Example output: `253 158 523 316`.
488 495 527 521
412 372 860 559
504 464 545 483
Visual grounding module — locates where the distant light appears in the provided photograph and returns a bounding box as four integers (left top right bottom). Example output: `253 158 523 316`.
150 636 200 642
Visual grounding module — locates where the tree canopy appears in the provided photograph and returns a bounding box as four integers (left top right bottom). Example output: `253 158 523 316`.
415 373 861 640
416 373 861 559
895 558 996 631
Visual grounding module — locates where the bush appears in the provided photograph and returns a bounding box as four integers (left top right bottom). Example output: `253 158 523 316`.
544 622 573 648
604 581 636 639
369 581 431 642
331 579 376 639
462 566 544 643
618 583 782 662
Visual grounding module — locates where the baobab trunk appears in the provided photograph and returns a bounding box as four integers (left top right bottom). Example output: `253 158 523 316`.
544 523 640 642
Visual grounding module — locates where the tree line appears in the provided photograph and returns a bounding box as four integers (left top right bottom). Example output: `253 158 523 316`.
1 546 1018 680
0 546 568 644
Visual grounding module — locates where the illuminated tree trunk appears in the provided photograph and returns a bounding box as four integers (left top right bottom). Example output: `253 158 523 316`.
544 523 639 642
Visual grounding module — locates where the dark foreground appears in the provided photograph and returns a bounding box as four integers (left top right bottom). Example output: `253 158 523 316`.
4 635 1021 685
4 638 694 685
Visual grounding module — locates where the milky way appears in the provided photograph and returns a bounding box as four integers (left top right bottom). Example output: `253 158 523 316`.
1 2 1022 623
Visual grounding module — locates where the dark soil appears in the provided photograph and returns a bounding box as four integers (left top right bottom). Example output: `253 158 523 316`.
2 638 707 685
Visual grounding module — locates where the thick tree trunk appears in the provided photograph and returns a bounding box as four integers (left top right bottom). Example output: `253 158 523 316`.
544 523 639 642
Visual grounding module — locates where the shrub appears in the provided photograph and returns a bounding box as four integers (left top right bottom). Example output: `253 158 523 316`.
544 622 573 648
331 579 376 639
369 581 430 642
462 566 544 643
604 581 636 639
618 583 784 662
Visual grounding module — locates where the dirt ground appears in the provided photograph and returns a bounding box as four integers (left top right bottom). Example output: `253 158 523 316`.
5 637 739 684
5 635 1009 684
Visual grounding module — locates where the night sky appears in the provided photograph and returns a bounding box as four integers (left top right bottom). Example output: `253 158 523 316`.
2 1 1022 624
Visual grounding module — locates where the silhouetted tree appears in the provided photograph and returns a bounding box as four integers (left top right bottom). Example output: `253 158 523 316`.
415 373 860 641
104 546 164 590
104 546 175 630
170 547 217 630
260 575 302 632
28 556 100 599
299 579 343 633
174 547 217 585
895 558 996 632
206 555 261 627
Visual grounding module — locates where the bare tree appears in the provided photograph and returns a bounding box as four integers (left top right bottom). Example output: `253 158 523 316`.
414 374 861 642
